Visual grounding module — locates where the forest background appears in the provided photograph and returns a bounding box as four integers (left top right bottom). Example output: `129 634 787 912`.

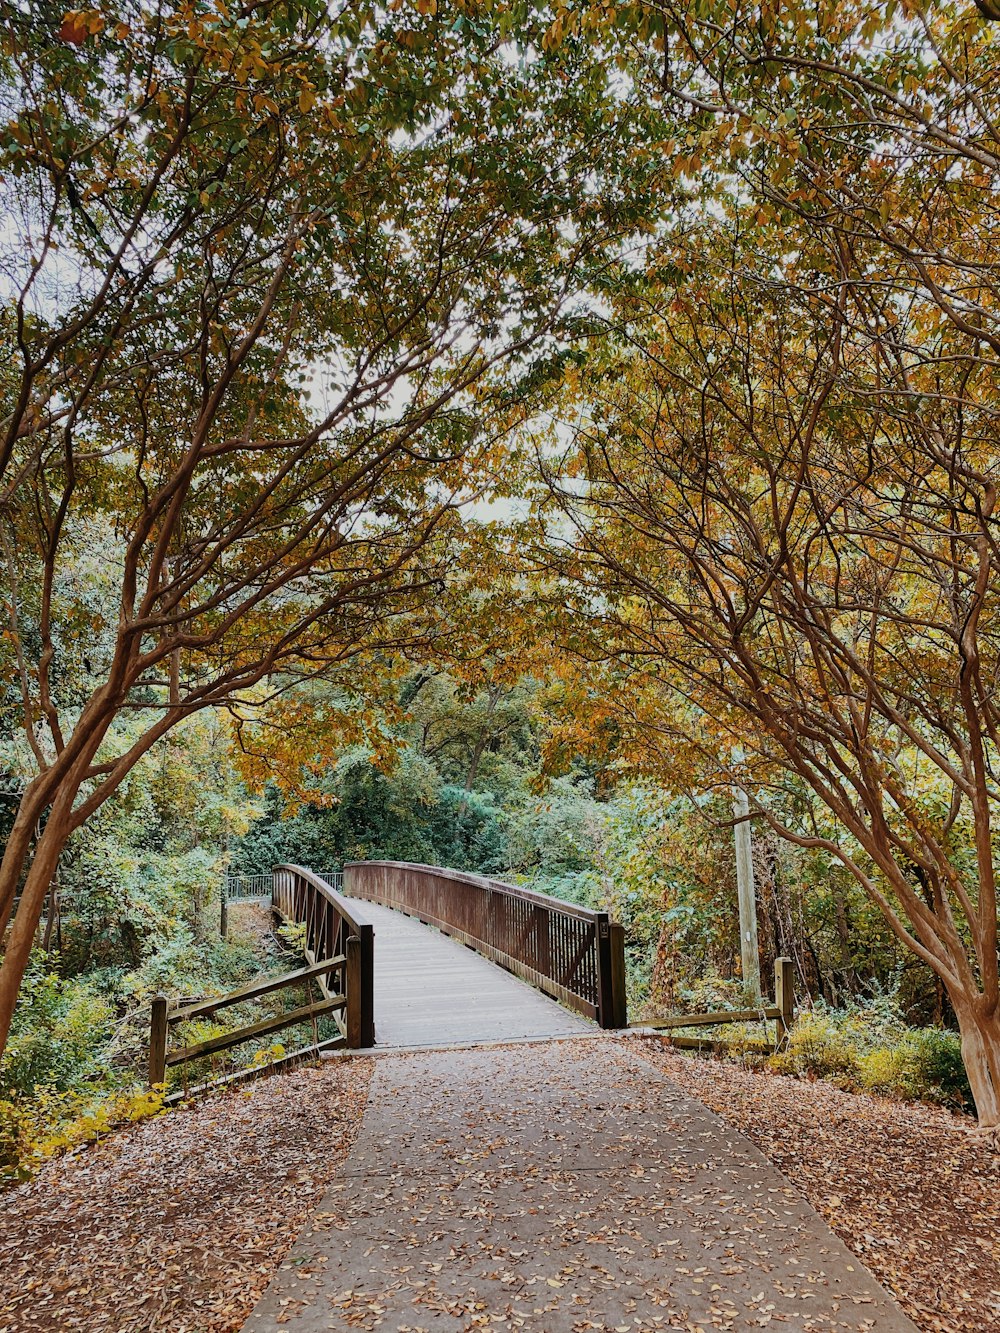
4 0 1000 1165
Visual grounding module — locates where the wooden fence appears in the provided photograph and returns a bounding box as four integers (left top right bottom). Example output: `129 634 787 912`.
149 866 374 1097
645 958 795 1051
345 859 627 1028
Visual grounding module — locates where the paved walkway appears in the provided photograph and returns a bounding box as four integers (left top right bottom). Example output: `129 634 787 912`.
242 1040 916 1332
360 900 593 1047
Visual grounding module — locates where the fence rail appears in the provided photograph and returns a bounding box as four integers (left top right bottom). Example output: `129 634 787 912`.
645 958 795 1051
345 859 626 1028
150 866 373 1098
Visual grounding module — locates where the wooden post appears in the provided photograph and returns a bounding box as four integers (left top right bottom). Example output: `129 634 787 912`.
595 913 618 1029
733 786 761 1002
608 921 628 1029
533 904 551 976
220 881 229 939
149 994 169 1088
358 922 374 1047
774 956 795 1046
346 924 375 1049
345 935 361 1048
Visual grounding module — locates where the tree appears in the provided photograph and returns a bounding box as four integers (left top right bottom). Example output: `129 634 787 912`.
513 0 1000 1126
534 198 1000 1122
0 0 663 1056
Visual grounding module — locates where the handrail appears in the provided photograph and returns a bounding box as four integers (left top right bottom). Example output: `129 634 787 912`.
148 956 349 1098
350 860 602 920
274 863 374 938
344 859 627 1028
168 955 347 1025
272 864 375 1047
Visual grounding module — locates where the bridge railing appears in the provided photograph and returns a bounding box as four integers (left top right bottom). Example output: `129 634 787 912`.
223 872 273 903
273 864 374 1047
148 866 375 1097
344 860 627 1028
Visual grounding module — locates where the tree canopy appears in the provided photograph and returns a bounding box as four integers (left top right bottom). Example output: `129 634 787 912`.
0 0 664 1053
4 0 1000 1130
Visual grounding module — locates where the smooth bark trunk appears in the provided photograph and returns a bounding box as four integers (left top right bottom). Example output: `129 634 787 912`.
0 809 73 1057
951 996 1000 1128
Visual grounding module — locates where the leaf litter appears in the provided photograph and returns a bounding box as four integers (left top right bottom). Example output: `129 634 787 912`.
0 1056 373 1333
2 1037 994 1333
643 1040 1000 1333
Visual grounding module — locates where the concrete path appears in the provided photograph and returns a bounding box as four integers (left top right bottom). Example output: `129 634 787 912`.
360 900 593 1048
242 1039 916 1332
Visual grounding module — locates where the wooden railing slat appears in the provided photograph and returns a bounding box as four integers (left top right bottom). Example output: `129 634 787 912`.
166 994 346 1065
167 955 347 1024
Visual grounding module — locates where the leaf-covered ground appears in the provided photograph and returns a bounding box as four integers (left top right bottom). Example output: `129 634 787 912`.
3 1039 997 1333
245 1039 915 1333
0 1057 373 1333
644 1040 1000 1333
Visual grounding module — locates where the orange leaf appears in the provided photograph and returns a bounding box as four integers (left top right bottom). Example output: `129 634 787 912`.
58 12 89 43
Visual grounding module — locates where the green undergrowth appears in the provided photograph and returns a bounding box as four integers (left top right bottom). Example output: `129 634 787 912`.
701 997 972 1113
0 1085 166 1183
0 911 284 1183
772 1003 971 1111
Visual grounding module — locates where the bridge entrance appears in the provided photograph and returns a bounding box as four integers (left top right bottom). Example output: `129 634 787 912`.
150 861 625 1092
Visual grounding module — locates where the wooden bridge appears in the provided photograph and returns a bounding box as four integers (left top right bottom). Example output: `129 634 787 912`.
149 861 627 1088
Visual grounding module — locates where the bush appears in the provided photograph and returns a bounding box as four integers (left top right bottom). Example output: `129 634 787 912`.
858 1028 970 1110
773 1009 862 1085
674 970 747 1015
769 1001 972 1110
0 959 114 1098
910 1027 970 1102
1 1085 165 1184
0 1098 29 1181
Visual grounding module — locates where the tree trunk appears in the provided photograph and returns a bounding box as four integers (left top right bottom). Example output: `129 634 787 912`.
733 787 761 1002
41 874 59 953
0 808 73 1057
951 995 1000 1127
828 881 853 989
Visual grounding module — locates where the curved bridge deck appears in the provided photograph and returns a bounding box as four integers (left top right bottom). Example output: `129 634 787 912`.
357 899 593 1047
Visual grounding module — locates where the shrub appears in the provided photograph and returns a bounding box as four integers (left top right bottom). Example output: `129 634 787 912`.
0 959 114 1098
773 1010 862 1085
768 1001 972 1110
0 1098 29 1181
1 1086 166 1184
674 970 747 1015
910 1028 970 1105
857 1046 915 1100
858 1028 971 1111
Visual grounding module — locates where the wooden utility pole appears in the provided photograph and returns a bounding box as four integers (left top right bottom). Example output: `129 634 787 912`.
733 787 761 1002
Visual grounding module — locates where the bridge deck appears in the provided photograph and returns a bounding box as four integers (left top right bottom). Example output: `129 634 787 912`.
353 899 593 1047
